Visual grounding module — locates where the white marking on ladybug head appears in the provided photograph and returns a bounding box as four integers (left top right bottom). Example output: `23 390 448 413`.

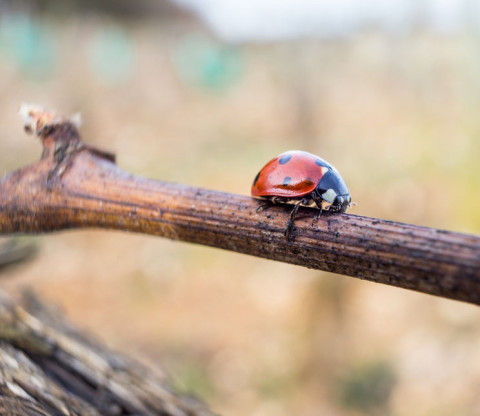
321 188 337 204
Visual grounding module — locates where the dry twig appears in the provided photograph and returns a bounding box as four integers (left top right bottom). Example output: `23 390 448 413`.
0 105 479 305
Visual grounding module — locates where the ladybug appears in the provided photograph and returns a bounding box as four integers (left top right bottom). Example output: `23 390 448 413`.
251 150 351 239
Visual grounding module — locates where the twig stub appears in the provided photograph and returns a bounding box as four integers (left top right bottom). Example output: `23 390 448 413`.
18 104 115 188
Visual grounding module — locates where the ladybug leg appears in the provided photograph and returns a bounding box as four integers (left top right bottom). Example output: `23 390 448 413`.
285 198 309 240
311 192 323 224
256 199 273 213
256 197 283 213
256 203 271 213
325 204 338 212
312 205 323 223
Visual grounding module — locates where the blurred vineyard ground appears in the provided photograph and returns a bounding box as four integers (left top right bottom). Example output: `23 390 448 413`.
1 3 480 416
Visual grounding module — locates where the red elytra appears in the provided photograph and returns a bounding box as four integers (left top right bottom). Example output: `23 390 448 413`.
252 150 351 239
252 151 328 198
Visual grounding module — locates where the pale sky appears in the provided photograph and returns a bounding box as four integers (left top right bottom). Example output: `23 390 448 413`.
174 0 479 41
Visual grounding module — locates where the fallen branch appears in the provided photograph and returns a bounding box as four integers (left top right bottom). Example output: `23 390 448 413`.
1 105 479 305
0 290 214 415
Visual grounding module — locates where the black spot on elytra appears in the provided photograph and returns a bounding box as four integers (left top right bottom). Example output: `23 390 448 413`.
279 154 292 165
253 171 260 186
282 176 292 186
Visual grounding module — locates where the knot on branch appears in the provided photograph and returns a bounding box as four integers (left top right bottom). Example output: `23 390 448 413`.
19 103 81 144
18 104 116 189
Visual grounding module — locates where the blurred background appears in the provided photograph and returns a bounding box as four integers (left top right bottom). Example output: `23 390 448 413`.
1 0 480 415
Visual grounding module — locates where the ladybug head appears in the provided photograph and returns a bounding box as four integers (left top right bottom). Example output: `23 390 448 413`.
331 194 352 213
315 169 351 213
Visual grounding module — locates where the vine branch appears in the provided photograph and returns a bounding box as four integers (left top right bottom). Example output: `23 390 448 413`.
1 105 480 305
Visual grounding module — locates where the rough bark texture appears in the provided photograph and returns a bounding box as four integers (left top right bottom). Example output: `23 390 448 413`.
1 106 480 306
0 290 215 416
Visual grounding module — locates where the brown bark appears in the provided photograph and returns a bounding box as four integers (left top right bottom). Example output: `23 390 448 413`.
1 105 479 305
0 290 215 415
